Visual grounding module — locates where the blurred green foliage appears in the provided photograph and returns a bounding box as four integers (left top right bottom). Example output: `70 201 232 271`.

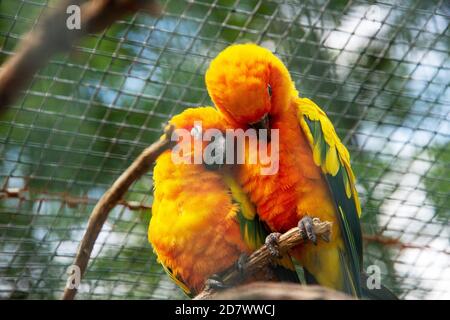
0 0 448 299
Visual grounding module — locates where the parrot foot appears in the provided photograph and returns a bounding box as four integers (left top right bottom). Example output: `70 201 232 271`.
236 253 248 276
262 266 276 280
265 232 283 259
236 253 249 281
204 274 229 292
298 215 317 245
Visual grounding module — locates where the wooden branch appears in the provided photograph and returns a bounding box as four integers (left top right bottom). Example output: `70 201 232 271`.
0 0 161 112
195 218 332 300
62 125 175 300
210 282 353 300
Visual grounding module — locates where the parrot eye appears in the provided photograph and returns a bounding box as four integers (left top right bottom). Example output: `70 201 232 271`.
267 84 272 97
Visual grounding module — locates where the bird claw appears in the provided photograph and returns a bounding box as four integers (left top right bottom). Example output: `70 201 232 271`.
265 232 283 259
234 253 249 282
262 266 276 280
204 274 229 291
298 215 317 245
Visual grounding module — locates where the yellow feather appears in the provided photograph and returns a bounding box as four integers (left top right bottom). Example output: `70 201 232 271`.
223 173 256 220
343 171 352 199
344 175 352 199
244 227 251 248
299 116 314 147
325 146 339 176
313 139 323 166
320 120 336 148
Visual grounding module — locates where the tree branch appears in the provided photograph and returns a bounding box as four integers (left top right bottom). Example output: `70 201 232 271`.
195 218 332 300
61 125 175 300
0 0 161 112
209 282 353 300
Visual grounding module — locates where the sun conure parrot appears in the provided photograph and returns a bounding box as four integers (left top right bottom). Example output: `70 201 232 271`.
204 43 397 299
148 107 299 297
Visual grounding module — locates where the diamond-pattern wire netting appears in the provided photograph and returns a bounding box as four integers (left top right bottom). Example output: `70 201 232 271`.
0 0 448 299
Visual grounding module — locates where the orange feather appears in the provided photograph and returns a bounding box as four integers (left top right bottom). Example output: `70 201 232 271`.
205 43 361 295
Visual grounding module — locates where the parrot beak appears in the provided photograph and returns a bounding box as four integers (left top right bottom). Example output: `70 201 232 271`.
249 113 271 141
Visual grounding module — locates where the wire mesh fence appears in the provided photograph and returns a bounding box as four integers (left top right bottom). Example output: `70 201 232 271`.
0 0 448 299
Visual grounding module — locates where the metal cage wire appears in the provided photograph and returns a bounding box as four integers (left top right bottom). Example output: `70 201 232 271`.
0 0 448 299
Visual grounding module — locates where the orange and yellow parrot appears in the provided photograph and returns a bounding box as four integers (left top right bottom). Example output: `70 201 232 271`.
148 107 299 297
204 43 396 299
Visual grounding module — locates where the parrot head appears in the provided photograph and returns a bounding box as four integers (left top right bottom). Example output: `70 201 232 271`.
205 43 297 130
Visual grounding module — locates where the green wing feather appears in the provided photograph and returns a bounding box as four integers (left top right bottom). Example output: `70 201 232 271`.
161 263 193 298
297 98 363 297
223 173 300 283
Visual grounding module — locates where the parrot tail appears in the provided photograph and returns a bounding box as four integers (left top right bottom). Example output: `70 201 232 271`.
270 255 301 283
